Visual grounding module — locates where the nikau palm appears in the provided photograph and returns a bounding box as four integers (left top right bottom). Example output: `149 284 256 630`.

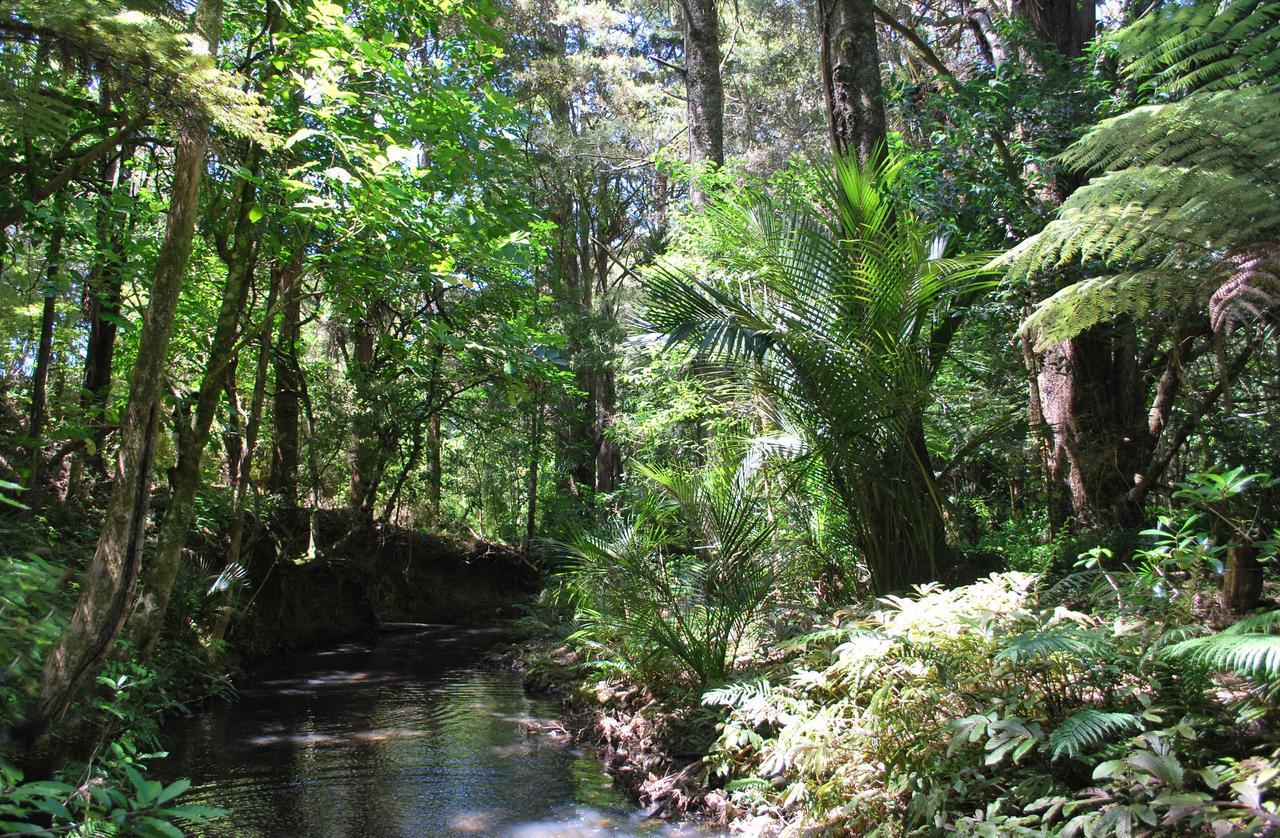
561 461 777 689
643 155 992 593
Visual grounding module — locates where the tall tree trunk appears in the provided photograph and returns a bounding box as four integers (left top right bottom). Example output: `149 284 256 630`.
1021 3 1158 536
425 412 442 527
223 375 242 488
225 258 285 585
595 364 620 493
1034 322 1151 532
34 0 224 730
268 259 302 502
424 338 444 528
524 386 543 552
349 316 379 522
678 0 724 207
81 145 134 471
27 213 64 498
129 143 262 657
1011 0 1094 61
815 0 952 592
819 0 886 163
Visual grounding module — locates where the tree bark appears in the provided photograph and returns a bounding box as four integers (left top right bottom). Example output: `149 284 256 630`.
1222 541 1263 615
678 0 724 206
268 257 303 502
425 412 442 526
524 387 542 553
34 0 224 729
81 149 134 469
1011 0 1095 61
225 258 284 584
1034 322 1151 532
819 0 886 164
27 212 64 498
349 315 380 522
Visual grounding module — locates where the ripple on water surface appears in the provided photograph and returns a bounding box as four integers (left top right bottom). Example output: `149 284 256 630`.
159 627 711 837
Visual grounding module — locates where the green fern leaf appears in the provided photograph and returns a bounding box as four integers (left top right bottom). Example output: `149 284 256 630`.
1049 709 1141 760
1165 633 1280 680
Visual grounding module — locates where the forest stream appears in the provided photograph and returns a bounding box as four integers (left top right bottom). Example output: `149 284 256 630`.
157 626 707 837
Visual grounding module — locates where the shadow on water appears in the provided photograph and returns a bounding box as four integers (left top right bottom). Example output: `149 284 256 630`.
159 626 712 837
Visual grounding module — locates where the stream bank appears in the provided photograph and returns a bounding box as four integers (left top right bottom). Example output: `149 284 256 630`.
218 509 540 659
507 639 739 832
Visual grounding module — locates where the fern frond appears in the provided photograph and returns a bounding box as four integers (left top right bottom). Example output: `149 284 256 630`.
1000 0 1280 346
1165 634 1280 680
996 625 1106 664
0 0 273 141
1224 609 1280 635
1049 709 1142 760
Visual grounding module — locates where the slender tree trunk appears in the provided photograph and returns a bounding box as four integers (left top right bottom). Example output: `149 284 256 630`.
678 0 724 206
1223 541 1263 615
225 260 283 579
424 339 444 528
425 412 442 526
595 365 620 493
129 144 262 657
81 143 133 468
349 316 379 522
819 0 886 163
27 215 64 498
34 0 224 730
223 375 242 488
269 261 302 501
524 386 542 552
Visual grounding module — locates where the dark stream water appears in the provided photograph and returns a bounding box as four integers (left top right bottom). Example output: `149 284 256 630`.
159 626 706 837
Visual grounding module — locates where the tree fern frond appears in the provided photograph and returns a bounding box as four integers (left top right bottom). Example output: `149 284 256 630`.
1000 0 1280 346
0 0 272 140
1115 0 1280 93
1224 609 1280 635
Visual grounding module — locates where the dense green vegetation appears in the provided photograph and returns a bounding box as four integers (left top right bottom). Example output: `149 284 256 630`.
1 0 1278 833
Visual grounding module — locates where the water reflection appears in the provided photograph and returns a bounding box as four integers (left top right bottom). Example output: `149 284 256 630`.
160 627 709 837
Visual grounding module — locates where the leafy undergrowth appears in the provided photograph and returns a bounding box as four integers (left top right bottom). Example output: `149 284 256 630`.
520 468 1280 836
0 512 231 835
706 569 1280 836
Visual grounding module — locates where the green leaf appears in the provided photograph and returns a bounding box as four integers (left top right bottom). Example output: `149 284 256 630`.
283 128 321 149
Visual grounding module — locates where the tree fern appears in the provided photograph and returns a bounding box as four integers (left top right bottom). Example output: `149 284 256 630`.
1000 0 1280 348
0 0 272 142
1049 709 1142 760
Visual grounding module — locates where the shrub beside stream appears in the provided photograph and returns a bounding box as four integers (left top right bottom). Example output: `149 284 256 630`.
516 467 1280 836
